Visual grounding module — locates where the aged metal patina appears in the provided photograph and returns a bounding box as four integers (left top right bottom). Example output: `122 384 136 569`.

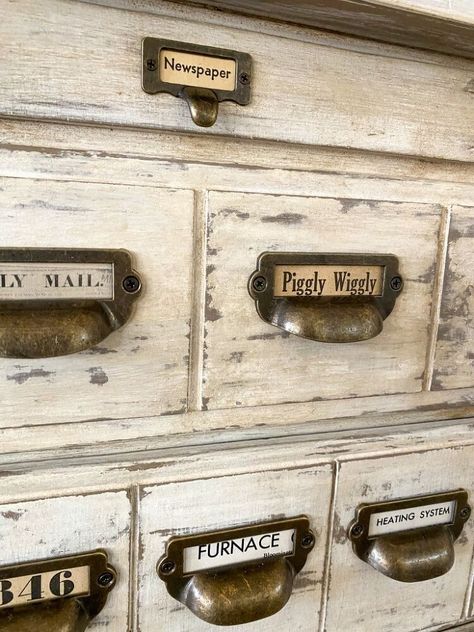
249 252 402 343
349 490 470 582
0 248 142 358
157 516 314 625
0 551 116 631
142 38 252 127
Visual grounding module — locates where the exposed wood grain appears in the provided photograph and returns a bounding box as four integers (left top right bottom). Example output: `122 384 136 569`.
139 465 332 630
433 205 474 391
325 446 474 632
186 0 474 60
1 0 474 161
0 177 194 426
0 491 131 630
203 191 441 409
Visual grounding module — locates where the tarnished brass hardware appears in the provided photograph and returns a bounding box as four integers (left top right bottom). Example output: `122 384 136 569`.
349 490 470 582
249 252 402 343
180 86 219 127
0 248 142 358
142 38 251 128
157 516 314 625
0 551 116 631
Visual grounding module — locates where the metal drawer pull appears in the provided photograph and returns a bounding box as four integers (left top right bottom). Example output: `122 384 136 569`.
142 38 252 128
0 248 142 358
0 551 116 631
249 252 402 343
349 490 470 582
157 516 314 625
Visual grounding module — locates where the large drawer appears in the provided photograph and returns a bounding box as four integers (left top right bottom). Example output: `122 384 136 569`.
0 177 194 426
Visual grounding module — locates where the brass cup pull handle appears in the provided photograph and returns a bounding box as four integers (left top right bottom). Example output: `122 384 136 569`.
174 557 295 626
0 551 117 632
0 248 142 358
180 87 219 127
249 252 402 343
350 490 471 583
365 526 455 583
1 599 90 632
158 516 314 626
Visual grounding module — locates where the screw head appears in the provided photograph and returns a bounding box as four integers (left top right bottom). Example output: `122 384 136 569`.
460 506 471 519
97 571 115 588
122 275 141 294
146 59 157 71
301 532 315 548
390 276 403 292
350 523 364 538
239 72 250 85
252 276 267 292
160 560 176 576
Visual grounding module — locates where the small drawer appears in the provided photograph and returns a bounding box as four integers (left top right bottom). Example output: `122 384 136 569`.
203 190 442 410
325 446 474 632
138 464 333 630
0 177 194 427
0 490 131 630
433 204 473 390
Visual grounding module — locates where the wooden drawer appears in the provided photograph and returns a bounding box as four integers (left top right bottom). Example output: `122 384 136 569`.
203 191 441 409
138 464 334 630
0 491 131 630
325 446 474 632
0 177 194 426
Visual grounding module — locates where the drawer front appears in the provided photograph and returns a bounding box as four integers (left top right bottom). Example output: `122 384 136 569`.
0 491 131 630
0 177 194 426
433 205 473 390
325 447 474 632
138 465 334 631
203 191 441 409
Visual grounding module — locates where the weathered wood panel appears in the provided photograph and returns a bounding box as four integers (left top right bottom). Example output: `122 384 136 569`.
433 206 474 391
0 178 194 426
0 491 131 630
1 0 474 161
325 446 474 632
189 0 474 59
203 191 442 410
138 465 333 631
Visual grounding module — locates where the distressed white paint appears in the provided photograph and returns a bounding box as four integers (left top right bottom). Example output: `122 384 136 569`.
325 445 474 632
433 205 474 391
138 465 333 631
203 191 441 409
0 492 131 630
0 178 194 426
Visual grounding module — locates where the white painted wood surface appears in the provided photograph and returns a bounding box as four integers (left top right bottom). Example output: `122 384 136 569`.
138 465 333 631
433 205 474 391
0 177 194 426
0 491 131 630
203 191 441 409
1 0 474 161
325 445 474 632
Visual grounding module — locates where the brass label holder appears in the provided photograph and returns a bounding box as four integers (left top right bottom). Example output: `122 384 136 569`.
0 248 142 358
0 550 116 632
142 38 252 127
248 252 403 343
157 516 314 626
349 490 471 583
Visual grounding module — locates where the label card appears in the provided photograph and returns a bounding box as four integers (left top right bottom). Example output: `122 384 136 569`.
183 528 295 573
159 49 236 91
0 565 89 609
0 263 114 301
273 264 384 297
368 500 456 537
